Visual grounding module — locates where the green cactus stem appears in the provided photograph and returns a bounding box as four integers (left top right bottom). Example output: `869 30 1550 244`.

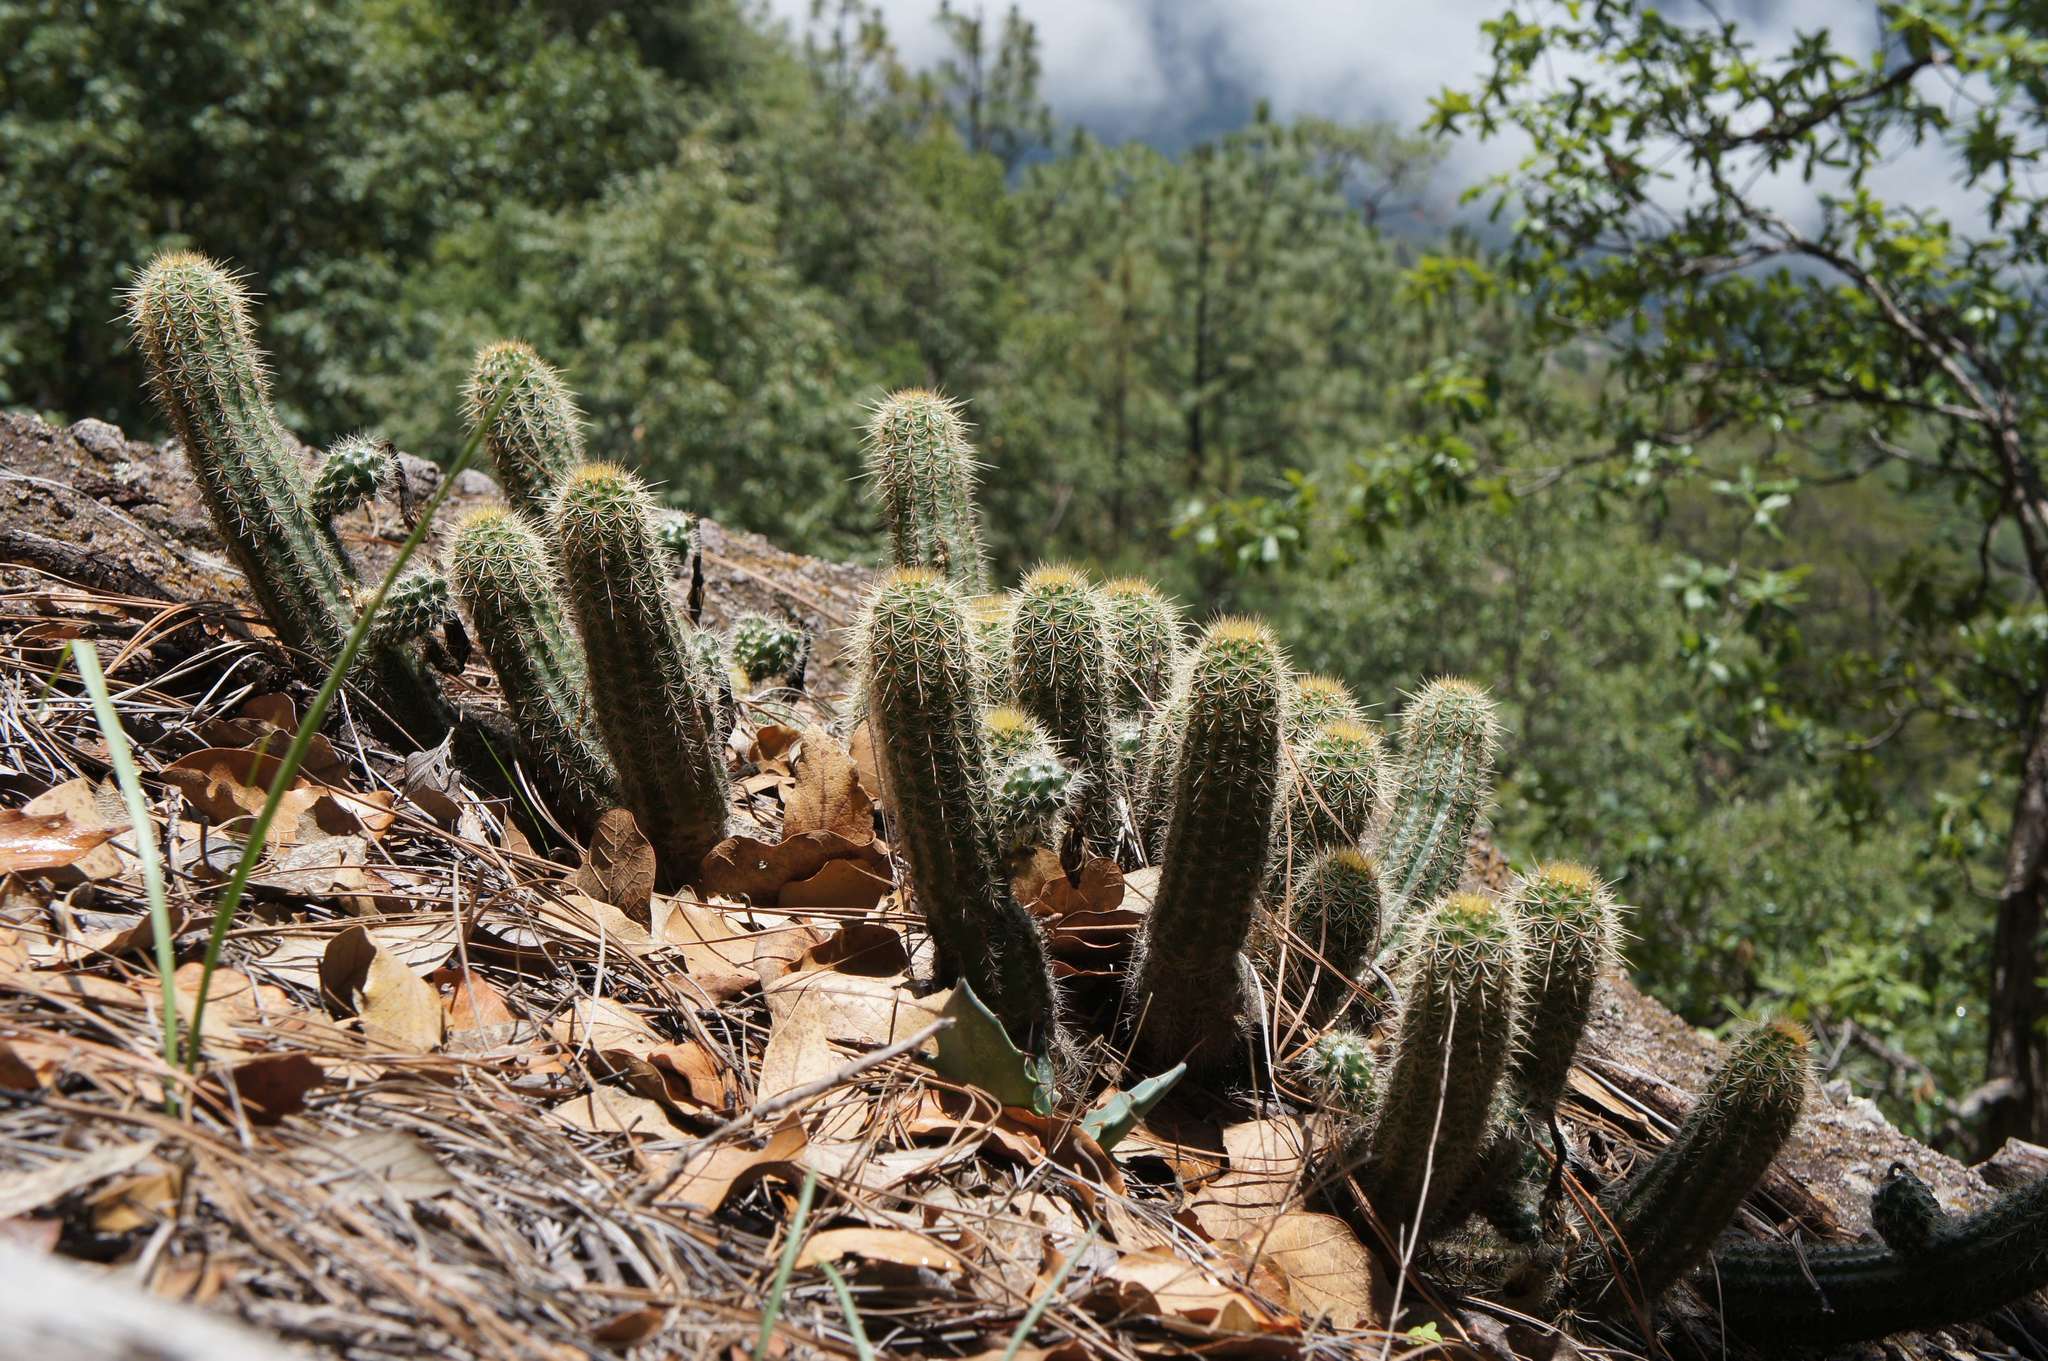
967 594 1014 699
126 251 456 747
1290 674 1366 744
865 390 989 594
1378 678 1500 925
1507 862 1619 1123
1125 618 1287 1078
1709 1167 2048 1346
858 569 1058 1045
311 435 393 519
1102 578 1181 715
1298 1028 1377 1119
370 569 451 646
1283 718 1383 864
656 512 698 563
983 706 1051 767
1577 1019 1810 1311
1010 566 1122 855
553 464 730 883
992 752 1081 856
1353 891 1524 1239
446 508 619 825
1129 677 1188 863
730 613 805 688
465 341 583 517
1286 846 1384 1021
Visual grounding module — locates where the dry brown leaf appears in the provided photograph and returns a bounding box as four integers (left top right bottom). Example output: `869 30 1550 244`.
320 924 444 1051
294 1131 458 1205
794 1227 966 1274
550 1087 680 1146
592 1306 670 1348
432 966 516 1031
0 808 115 874
763 968 944 1050
750 723 803 765
551 995 664 1059
87 1162 183 1233
655 899 763 998
757 987 841 1104
252 834 384 912
1229 1211 1383 1328
162 748 394 846
0 1139 157 1218
576 808 656 922
208 1052 324 1125
796 923 912 977
699 830 888 903
778 857 892 910
1030 855 1125 917
783 728 874 841
655 1119 809 1212
1188 1119 1312 1240
1090 1248 1280 1333
648 1041 739 1110
846 720 883 799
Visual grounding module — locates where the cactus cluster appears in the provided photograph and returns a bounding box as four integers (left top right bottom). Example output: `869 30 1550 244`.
1284 846 1382 1021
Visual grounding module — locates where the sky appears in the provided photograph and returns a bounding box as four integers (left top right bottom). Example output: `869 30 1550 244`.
757 0 1965 235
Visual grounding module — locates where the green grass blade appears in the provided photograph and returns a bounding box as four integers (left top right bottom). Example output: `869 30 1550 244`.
70 640 180 1096
183 404 500 1072
1000 1219 1099 1361
754 1165 819 1361
819 1261 874 1361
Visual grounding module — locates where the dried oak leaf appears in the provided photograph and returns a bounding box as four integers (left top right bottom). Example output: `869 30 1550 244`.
576 808 656 922
783 728 874 841
0 807 115 876
699 829 888 904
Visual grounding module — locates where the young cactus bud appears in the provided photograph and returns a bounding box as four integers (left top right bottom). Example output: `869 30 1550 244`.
1125 618 1287 1078
553 464 730 883
1289 674 1366 744
1579 1019 1810 1310
729 613 805 688
983 706 1052 768
1355 891 1524 1238
1010 566 1122 855
1102 578 1181 714
1711 1166 2048 1346
656 512 698 563
1285 719 1383 855
865 390 988 594
446 508 619 824
1378 678 1500 925
1298 1028 1377 1119
370 569 452 646
1507 862 1620 1122
1287 847 1383 1021
858 569 1058 1045
466 341 583 517
992 752 1081 855
311 435 393 519
126 252 353 657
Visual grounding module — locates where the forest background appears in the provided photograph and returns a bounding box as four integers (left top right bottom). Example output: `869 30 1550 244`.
4 0 2038 1150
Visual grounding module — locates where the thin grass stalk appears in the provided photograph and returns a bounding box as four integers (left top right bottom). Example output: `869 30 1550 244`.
754 1165 819 1361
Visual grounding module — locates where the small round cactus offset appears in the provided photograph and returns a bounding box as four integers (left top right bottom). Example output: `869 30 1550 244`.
992 751 1080 855
1354 891 1524 1239
370 569 452 646
729 613 804 688
466 341 584 517
1284 846 1383 1021
1125 617 1288 1078
553 464 730 884
1298 1028 1377 1117
1506 862 1620 1122
1010 566 1122 854
1378 678 1500 926
858 569 1058 1046
1578 1019 1810 1310
865 390 989 594
982 706 1051 768
446 508 619 825
656 512 698 563
311 435 393 519
1102 577 1182 715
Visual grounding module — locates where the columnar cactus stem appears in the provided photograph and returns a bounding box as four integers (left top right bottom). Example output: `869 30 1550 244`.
1355 891 1524 1237
1378 679 1500 925
311 435 393 520
1507 862 1619 1122
465 341 584 517
370 570 452 647
983 706 1052 767
1125 618 1287 1077
865 390 989 594
446 508 619 825
1286 847 1383 1020
858 569 1058 1045
1283 719 1383 861
1290 674 1366 744
1102 578 1181 715
968 594 1013 699
1710 1167 2048 1345
1577 1020 1810 1310
1010 566 1121 854
553 464 730 882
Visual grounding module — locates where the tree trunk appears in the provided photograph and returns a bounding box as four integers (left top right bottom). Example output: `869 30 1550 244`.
1988 681 2048 1147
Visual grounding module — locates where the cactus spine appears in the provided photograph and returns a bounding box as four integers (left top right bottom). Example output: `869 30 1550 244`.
858 570 1057 1044
1577 1020 1810 1310
126 252 455 743
1709 1167 2048 1345
1507 863 1619 1121
729 613 804 688
1010 566 1122 854
465 341 584 517
553 464 730 882
1286 846 1383 1020
1378 679 1500 924
446 509 619 824
1102 578 1181 715
1354 891 1524 1237
311 435 393 519
1125 618 1287 1077
865 390 988 594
